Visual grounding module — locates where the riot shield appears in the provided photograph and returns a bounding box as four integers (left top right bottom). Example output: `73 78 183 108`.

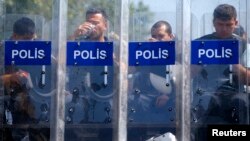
65 42 114 141
1 14 53 141
65 1 116 140
127 1 179 140
190 1 249 141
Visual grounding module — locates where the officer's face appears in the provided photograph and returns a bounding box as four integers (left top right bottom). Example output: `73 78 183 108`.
86 13 107 40
151 25 172 41
213 18 238 39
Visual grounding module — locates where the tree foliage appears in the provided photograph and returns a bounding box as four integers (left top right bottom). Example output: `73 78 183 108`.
2 0 153 40
5 0 52 19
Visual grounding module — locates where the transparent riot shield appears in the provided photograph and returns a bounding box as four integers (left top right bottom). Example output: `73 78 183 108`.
190 0 249 141
0 5 4 141
127 1 179 140
1 3 53 140
240 2 250 125
65 1 117 140
65 42 114 141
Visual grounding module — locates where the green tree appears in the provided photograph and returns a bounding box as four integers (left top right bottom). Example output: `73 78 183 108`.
5 0 52 19
2 0 153 40
129 1 154 40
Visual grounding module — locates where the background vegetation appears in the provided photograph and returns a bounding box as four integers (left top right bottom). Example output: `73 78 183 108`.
1 0 153 40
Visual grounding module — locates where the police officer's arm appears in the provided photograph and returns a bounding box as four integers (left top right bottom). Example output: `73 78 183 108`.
155 94 169 108
68 22 95 40
1 73 21 88
233 64 250 85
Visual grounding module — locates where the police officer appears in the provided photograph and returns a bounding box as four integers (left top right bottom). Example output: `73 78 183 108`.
0 17 50 141
191 4 248 141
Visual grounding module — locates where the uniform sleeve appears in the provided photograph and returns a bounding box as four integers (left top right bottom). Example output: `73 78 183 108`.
241 44 250 68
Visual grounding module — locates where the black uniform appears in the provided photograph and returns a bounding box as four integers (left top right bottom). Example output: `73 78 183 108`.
191 33 248 141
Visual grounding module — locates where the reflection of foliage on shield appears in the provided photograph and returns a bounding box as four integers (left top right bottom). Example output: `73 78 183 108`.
2 0 153 41
129 1 154 41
